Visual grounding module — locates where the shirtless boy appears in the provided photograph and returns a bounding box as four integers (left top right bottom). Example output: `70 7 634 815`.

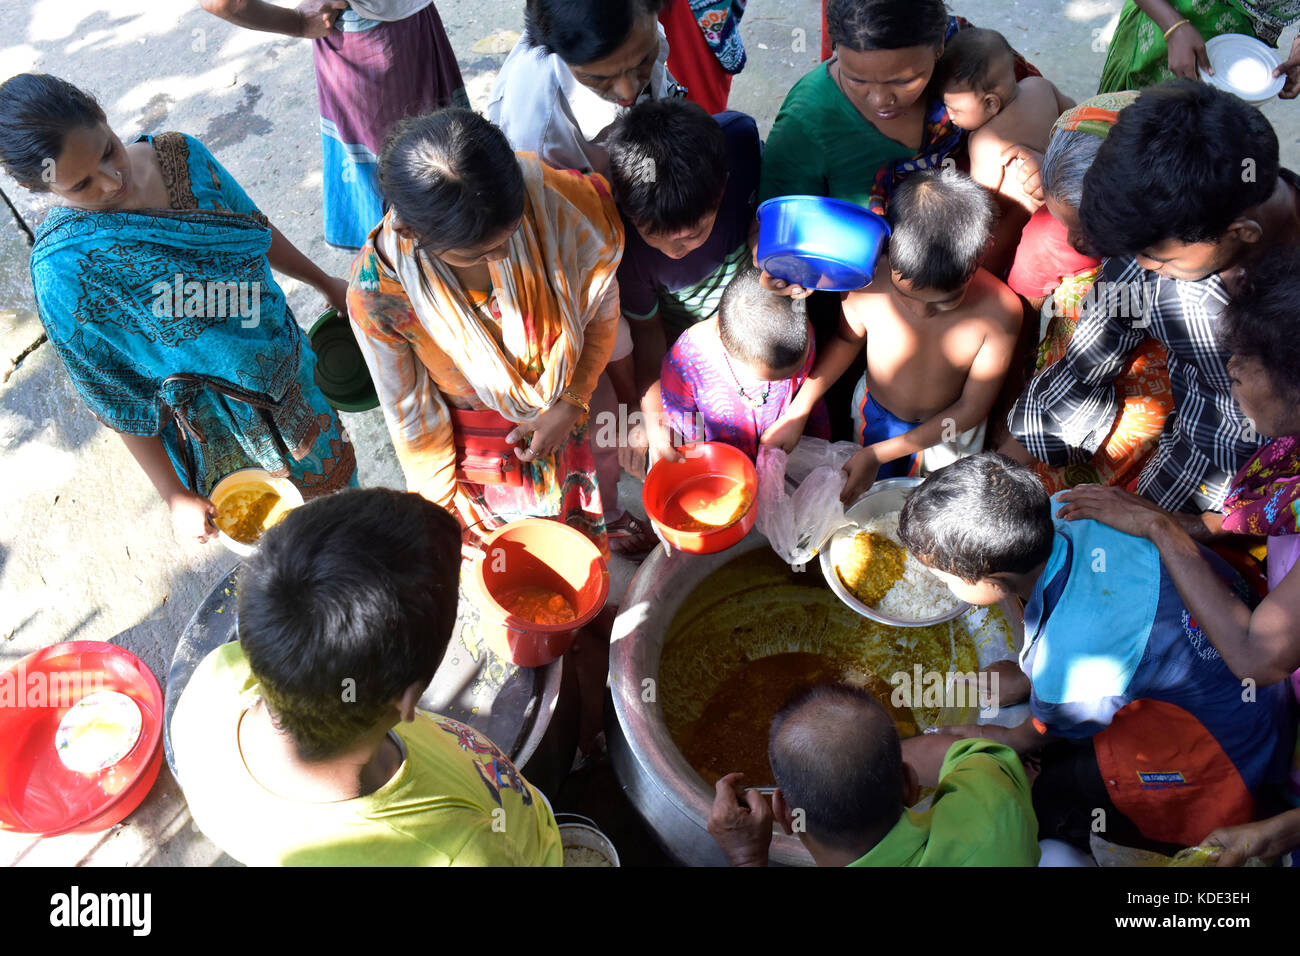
937 28 1075 213
762 168 1021 502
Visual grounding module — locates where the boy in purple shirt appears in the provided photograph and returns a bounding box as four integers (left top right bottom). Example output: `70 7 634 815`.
605 100 761 471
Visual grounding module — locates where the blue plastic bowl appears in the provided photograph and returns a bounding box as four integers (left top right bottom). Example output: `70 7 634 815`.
756 195 891 292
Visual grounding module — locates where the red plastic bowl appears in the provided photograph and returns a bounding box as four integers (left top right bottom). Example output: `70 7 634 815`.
642 442 758 554
0 641 164 836
474 518 610 668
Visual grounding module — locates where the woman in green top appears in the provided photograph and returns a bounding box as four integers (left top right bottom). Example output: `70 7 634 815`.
1098 0 1300 95
760 0 957 217
758 0 1038 298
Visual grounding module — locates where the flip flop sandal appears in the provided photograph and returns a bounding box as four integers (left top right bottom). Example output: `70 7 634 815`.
606 512 657 560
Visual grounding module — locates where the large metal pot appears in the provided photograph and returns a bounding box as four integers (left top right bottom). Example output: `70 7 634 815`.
609 531 1025 867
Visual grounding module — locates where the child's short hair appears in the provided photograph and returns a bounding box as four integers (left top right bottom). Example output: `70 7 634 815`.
1220 246 1300 401
935 27 1015 94
718 265 809 373
887 168 995 292
769 684 903 845
237 488 462 761
898 453 1054 583
607 99 729 235
1080 80 1279 257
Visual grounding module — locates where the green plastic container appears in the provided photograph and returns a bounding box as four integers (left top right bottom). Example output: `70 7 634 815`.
308 308 379 413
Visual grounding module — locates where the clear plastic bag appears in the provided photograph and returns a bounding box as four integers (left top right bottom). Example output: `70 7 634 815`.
755 440 856 572
783 436 861 485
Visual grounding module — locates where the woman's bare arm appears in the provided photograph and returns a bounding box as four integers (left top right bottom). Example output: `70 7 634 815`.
199 0 345 39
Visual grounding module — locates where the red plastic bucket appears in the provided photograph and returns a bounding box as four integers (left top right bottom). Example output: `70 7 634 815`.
0 641 164 836
474 519 610 668
642 442 758 554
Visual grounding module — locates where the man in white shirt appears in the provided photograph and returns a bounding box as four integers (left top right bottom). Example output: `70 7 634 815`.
488 0 682 178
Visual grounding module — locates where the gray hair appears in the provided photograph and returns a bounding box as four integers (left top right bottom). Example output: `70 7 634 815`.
1040 128 1104 209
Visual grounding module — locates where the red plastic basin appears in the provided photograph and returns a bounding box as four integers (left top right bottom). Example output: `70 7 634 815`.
642 442 758 554
474 518 610 668
0 641 164 836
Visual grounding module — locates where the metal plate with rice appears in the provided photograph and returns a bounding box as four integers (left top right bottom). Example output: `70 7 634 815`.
821 477 971 627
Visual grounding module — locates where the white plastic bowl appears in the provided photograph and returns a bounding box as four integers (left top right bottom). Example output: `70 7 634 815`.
208 468 303 558
1199 34 1284 105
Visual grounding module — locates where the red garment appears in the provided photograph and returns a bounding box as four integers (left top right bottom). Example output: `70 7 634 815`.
1094 699 1255 847
660 0 733 115
1007 206 1101 300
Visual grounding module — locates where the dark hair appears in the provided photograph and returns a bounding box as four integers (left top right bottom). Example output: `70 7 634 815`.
827 0 949 53
718 266 809 373
887 167 994 292
525 0 665 64
1219 247 1300 401
934 27 1014 94
607 99 728 234
898 453 1053 583
769 684 904 846
237 488 462 761
1080 80 1279 257
0 73 106 191
379 109 525 253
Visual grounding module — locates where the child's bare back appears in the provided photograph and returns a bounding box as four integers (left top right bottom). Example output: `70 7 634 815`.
937 28 1075 212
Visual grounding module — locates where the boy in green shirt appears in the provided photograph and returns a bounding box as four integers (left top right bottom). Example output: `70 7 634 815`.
707 684 1040 866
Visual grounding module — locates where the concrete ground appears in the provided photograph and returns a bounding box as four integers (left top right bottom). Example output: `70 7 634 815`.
2 0 1299 866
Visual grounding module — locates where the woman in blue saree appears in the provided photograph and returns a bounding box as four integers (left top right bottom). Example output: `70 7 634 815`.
0 74 356 542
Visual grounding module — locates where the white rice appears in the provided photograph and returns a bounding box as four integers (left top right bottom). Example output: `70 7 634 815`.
848 511 963 620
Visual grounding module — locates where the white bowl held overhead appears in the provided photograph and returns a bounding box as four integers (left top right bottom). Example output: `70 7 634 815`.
1199 33 1284 105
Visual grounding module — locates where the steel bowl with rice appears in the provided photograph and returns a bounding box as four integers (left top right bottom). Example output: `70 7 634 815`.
821 477 970 626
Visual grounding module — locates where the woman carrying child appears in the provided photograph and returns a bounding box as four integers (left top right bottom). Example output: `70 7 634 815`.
761 0 1040 224
0 74 356 544
347 109 623 554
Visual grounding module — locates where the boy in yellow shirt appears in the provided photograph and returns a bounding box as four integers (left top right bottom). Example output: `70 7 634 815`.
172 488 561 866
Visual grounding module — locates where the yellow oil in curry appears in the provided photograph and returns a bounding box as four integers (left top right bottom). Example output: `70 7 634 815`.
836 530 907 607
215 487 282 544
659 549 1007 787
681 652 916 785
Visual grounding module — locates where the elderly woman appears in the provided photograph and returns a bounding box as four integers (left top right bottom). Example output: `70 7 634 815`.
1058 245 1300 864
0 74 355 544
997 91 1173 495
347 109 623 553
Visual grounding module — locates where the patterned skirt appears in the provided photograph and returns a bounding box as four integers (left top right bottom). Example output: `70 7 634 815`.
1030 269 1174 494
313 6 467 248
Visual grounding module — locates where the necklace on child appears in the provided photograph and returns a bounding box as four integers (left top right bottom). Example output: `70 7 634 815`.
721 349 771 408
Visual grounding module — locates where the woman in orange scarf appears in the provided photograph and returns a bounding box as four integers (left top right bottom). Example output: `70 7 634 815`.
347 109 623 554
